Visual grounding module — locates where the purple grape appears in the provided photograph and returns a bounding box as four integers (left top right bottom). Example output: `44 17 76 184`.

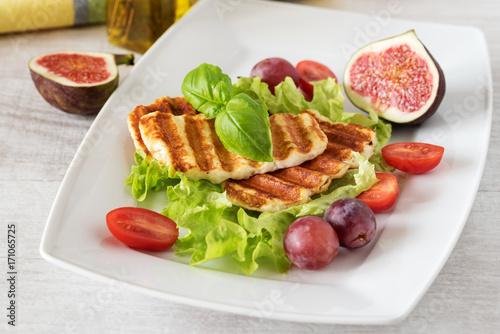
283 216 339 270
250 57 300 94
323 197 377 249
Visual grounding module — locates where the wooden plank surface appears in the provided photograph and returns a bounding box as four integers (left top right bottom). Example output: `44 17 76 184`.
0 0 498 332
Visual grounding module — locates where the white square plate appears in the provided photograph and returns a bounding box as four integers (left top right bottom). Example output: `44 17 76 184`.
40 0 492 324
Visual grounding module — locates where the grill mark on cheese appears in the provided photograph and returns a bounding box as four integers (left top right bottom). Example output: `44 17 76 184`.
128 96 197 155
271 166 331 190
224 183 268 209
206 119 238 172
153 98 172 114
303 143 354 168
185 115 214 172
322 125 372 153
145 112 196 173
223 173 315 212
229 165 334 211
237 174 303 202
300 147 350 177
164 96 197 116
271 113 313 160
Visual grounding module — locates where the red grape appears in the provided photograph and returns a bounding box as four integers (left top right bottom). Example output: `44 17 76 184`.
250 57 299 94
283 216 339 270
323 197 377 249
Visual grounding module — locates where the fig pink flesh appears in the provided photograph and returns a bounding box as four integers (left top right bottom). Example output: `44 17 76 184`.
36 53 111 84
349 44 434 113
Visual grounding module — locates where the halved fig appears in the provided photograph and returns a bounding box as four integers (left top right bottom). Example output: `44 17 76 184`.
343 30 445 125
29 51 134 115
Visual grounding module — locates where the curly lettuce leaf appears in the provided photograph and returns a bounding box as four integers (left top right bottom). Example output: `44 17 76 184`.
233 76 344 120
161 174 244 264
125 150 177 201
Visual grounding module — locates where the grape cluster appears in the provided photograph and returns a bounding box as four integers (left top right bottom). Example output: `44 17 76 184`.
284 198 377 270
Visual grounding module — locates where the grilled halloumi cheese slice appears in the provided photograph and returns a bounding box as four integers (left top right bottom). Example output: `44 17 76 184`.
137 110 328 184
302 109 376 168
128 96 197 157
223 109 377 212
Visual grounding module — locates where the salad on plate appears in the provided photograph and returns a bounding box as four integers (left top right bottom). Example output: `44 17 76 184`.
106 30 446 276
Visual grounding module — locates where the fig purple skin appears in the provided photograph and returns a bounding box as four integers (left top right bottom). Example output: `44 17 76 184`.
29 70 118 115
343 30 446 125
29 51 134 115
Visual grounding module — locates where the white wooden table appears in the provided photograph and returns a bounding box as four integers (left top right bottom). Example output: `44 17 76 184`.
1 0 498 332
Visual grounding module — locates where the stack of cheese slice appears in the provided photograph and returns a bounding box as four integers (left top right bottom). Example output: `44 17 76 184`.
127 97 376 212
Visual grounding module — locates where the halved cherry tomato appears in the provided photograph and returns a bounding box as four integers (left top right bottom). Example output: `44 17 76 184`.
357 173 399 213
106 207 178 251
296 60 337 101
382 142 445 174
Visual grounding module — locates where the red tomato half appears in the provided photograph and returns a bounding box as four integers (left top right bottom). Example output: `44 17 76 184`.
382 142 445 174
296 60 337 101
357 173 399 213
106 207 178 251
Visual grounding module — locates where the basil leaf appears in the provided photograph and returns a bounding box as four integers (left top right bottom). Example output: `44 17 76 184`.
181 63 233 119
215 93 273 162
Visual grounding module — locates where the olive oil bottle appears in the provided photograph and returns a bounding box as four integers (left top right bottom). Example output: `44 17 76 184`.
106 0 198 54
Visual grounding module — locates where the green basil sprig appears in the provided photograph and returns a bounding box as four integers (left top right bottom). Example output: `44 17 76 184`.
182 63 273 162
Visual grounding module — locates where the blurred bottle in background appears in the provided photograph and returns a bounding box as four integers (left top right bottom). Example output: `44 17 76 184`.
106 0 198 54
